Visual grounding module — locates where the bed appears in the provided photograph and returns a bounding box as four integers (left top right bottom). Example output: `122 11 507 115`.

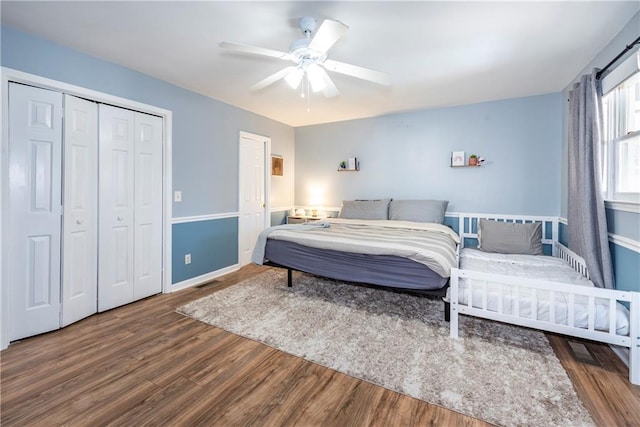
252 199 460 311
448 215 639 385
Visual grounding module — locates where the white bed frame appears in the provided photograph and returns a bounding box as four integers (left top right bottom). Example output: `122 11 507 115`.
448 213 639 385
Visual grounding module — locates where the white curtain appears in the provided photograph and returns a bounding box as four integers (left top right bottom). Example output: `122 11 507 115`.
567 70 615 289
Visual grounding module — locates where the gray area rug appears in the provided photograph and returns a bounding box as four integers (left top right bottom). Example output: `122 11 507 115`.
178 269 594 426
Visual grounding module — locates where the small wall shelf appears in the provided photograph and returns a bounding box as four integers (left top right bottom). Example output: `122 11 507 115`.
338 157 359 171
450 151 485 167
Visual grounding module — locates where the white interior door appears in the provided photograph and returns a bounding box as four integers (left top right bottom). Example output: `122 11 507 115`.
61 94 98 326
8 83 63 340
98 104 135 311
238 132 268 266
133 112 163 300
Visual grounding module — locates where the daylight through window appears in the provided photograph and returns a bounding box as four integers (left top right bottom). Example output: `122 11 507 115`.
601 69 640 203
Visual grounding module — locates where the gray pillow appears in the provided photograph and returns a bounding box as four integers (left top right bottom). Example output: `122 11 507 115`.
478 219 543 255
339 199 390 220
388 200 448 223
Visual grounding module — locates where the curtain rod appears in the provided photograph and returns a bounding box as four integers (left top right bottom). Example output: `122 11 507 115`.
596 36 640 80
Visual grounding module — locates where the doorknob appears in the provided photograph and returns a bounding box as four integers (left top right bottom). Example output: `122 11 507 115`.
117 216 124 221
76 219 84 225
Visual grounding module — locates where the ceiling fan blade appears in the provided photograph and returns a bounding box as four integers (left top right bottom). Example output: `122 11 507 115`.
318 68 340 98
250 66 297 91
323 59 390 86
308 19 348 54
219 41 291 60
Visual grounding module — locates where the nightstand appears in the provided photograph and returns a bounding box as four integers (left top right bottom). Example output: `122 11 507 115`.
287 215 323 224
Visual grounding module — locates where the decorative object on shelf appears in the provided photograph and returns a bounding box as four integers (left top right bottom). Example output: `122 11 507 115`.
338 157 359 171
450 153 486 168
295 208 306 216
451 151 465 167
271 155 283 176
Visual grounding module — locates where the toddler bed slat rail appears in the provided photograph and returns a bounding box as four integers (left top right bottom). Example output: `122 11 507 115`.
450 269 635 347
557 244 590 279
450 268 639 385
449 213 639 385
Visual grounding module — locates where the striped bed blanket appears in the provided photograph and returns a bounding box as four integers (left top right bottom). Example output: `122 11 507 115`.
252 218 460 278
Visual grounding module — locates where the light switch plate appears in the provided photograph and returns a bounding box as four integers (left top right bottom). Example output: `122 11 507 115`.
185 254 191 264
174 190 182 202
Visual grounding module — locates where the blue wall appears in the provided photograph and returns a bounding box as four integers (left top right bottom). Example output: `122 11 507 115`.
610 243 640 293
295 93 562 216
606 208 640 242
172 218 238 283
2 25 295 285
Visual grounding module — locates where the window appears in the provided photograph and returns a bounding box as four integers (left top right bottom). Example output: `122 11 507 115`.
601 69 640 203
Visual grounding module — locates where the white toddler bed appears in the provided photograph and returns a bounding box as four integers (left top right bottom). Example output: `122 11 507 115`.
448 214 639 385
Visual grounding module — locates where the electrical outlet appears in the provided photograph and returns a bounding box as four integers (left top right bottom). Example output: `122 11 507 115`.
185 254 191 264
174 191 182 202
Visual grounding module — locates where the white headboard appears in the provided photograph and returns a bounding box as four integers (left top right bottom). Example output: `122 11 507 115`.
448 212 559 255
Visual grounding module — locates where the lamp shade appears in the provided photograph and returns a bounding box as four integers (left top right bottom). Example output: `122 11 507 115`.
306 64 327 92
285 68 304 89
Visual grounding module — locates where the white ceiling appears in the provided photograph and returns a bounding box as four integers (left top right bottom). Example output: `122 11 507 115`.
2 1 638 127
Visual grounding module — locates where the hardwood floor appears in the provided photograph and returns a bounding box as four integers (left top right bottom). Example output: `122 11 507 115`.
1 264 638 426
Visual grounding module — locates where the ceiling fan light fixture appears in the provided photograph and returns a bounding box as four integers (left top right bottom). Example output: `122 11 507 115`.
306 64 326 92
220 16 389 99
285 68 304 89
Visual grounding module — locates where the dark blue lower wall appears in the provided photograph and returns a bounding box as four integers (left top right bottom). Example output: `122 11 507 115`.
610 242 640 292
559 222 568 246
172 217 238 284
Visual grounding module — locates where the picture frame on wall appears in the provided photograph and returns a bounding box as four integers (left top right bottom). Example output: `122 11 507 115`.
451 151 465 166
271 155 283 176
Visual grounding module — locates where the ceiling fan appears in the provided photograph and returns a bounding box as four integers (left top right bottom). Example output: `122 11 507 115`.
219 16 390 98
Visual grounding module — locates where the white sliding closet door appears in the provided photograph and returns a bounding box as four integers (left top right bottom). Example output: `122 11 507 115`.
61 95 98 326
98 106 163 310
133 112 163 300
8 83 63 341
98 104 135 311
4 77 166 345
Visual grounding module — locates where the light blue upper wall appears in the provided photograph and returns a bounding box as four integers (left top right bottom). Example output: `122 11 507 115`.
1 25 295 217
295 93 562 215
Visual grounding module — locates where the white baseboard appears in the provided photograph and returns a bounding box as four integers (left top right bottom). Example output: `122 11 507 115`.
169 264 240 292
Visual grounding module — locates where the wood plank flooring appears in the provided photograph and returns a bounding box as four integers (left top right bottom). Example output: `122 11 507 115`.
1 265 638 426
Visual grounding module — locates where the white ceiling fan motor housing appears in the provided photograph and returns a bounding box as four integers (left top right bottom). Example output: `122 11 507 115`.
289 17 327 67
299 16 317 36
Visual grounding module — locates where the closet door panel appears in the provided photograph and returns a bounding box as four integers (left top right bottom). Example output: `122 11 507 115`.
133 112 163 300
8 83 63 340
98 104 135 311
62 95 98 326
